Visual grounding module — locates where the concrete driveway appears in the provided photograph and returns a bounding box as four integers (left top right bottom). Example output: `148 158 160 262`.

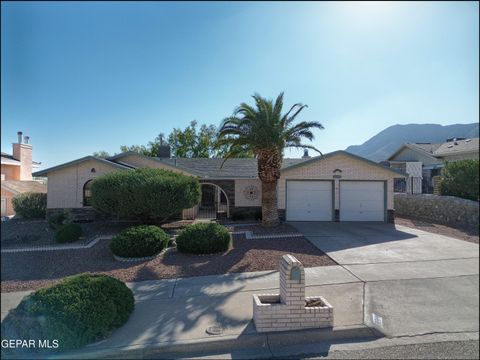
290 222 479 265
290 222 479 337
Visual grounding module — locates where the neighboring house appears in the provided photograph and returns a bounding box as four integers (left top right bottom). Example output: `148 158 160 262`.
33 146 405 223
1 131 47 216
387 137 479 194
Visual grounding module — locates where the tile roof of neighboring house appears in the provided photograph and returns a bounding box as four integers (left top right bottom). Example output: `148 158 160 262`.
410 143 442 154
1 152 42 166
433 138 479 157
1 156 21 166
1 180 47 195
387 143 443 162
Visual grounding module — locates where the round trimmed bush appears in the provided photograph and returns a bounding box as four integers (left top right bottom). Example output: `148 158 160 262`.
110 225 169 258
55 223 83 243
176 222 231 254
0 274 134 353
48 210 74 230
12 192 46 219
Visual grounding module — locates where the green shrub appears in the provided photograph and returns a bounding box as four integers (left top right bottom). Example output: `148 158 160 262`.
440 159 479 201
48 210 74 230
176 222 231 254
110 225 169 258
90 168 201 221
55 223 83 243
12 192 46 219
0 274 134 353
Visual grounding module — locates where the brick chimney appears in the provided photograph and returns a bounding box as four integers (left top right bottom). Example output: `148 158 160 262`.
12 131 33 180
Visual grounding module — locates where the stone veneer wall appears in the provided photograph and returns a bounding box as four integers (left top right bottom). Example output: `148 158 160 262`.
394 193 479 228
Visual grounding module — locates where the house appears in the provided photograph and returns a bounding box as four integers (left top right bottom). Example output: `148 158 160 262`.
1 132 47 216
387 137 479 193
33 147 405 223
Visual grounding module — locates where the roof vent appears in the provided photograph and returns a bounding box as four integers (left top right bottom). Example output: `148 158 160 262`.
465 139 471 142
302 149 311 159
447 144 454 148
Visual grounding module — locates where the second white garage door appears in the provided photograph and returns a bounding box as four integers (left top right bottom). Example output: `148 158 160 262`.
286 181 333 221
340 181 385 221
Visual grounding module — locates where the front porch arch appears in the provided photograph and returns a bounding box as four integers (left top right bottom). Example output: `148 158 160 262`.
198 182 230 218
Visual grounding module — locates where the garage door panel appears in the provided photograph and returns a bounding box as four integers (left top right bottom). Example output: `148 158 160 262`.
286 181 332 221
340 181 385 222
340 190 384 202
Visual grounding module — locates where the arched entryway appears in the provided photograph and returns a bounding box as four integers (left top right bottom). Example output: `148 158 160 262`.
197 183 230 219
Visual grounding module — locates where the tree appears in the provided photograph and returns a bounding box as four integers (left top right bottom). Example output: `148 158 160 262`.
119 144 151 156
92 150 111 159
216 92 324 227
439 159 479 201
168 120 215 158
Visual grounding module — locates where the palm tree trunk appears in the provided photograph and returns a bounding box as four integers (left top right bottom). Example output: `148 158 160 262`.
257 149 282 227
261 180 280 227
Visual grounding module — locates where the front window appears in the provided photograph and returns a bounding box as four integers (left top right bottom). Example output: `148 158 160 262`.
83 180 93 206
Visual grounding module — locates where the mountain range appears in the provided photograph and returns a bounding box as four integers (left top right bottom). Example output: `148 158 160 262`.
345 123 479 162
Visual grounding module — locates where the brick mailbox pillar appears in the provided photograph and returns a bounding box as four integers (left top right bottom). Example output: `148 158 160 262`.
280 254 305 307
253 254 333 333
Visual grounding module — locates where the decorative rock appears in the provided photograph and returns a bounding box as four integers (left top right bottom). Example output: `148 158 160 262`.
394 193 479 228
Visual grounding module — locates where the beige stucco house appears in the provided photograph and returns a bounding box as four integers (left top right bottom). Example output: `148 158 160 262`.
387 137 479 193
1 132 46 216
34 148 404 223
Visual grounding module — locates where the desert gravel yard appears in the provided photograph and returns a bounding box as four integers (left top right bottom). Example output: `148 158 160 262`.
395 216 479 244
0 219 140 249
1 232 336 293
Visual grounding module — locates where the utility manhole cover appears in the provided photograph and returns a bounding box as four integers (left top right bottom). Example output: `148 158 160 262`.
205 325 224 335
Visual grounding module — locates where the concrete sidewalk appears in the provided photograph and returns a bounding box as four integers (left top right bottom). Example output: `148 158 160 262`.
1 266 375 359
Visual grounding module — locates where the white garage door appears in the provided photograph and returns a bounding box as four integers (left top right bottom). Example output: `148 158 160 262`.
340 181 385 221
286 181 333 221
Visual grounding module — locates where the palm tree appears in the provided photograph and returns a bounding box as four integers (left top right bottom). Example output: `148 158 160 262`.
216 92 324 227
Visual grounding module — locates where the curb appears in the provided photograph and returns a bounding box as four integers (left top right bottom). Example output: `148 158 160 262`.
1 236 113 253
47 324 377 359
113 247 175 262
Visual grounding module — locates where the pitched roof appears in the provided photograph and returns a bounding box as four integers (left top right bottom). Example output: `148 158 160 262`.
152 157 309 179
108 152 309 178
1 180 47 195
1 156 21 166
34 150 406 179
433 138 479 157
410 143 442 153
1 152 42 166
282 150 406 176
387 143 442 162
32 156 134 176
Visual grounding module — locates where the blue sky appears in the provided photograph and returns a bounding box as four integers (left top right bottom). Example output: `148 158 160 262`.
1 1 478 169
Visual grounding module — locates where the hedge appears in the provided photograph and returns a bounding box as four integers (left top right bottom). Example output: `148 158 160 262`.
11 192 46 219
176 222 231 254
0 274 134 353
440 159 479 201
90 168 201 221
110 225 169 258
